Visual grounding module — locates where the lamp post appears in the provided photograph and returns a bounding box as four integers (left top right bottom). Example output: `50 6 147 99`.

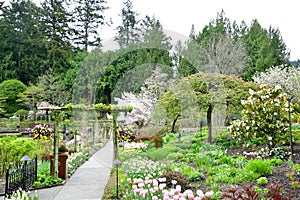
20 155 32 191
113 159 122 199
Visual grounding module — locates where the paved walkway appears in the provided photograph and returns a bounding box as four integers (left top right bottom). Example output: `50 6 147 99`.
26 139 113 200
37 139 113 200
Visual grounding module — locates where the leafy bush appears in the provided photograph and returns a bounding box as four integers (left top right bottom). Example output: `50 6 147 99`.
15 109 29 118
257 177 268 185
171 163 204 181
166 152 184 161
229 85 290 148
0 136 39 177
0 79 27 115
269 147 289 160
270 158 283 166
244 159 274 176
163 133 177 143
145 145 180 161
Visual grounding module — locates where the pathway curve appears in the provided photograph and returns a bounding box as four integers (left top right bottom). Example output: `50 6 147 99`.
35 139 113 200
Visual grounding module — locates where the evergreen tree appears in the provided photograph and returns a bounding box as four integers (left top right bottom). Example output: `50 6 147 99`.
115 0 140 48
73 0 108 51
40 0 73 74
242 20 290 80
0 0 47 84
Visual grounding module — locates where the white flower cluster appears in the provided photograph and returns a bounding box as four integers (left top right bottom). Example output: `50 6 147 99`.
121 156 166 179
124 142 148 150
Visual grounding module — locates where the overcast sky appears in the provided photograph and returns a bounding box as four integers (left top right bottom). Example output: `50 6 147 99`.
101 0 299 61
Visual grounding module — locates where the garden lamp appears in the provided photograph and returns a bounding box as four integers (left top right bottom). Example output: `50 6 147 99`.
113 159 122 199
226 134 231 147
20 155 32 162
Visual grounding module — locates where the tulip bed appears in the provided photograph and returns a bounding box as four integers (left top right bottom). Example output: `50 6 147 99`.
103 132 300 200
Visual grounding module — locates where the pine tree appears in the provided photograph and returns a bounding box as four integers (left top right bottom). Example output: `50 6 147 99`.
0 0 47 84
73 0 108 51
115 0 140 48
40 0 73 74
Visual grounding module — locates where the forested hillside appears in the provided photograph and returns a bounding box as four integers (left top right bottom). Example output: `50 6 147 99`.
0 0 294 117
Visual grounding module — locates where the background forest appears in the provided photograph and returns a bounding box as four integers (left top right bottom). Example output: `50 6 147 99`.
0 0 298 118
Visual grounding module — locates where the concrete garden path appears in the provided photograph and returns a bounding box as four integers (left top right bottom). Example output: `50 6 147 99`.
34 139 114 200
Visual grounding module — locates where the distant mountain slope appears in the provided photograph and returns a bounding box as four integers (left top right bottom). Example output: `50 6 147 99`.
290 60 300 67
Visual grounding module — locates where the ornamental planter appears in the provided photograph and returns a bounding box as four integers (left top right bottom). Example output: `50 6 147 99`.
50 153 68 180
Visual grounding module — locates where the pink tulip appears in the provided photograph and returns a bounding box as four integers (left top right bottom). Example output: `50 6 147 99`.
153 179 159 187
159 183 167 190
132 185 137 190
163 196 170 200
168 190 175 196
175 185 182 193
196 190 204 198
159 177 167 182
150 188 155 193
127 178 131 183
152 196 158 200
140 189 148 198
172 180 178 185
138 182 145 188
205 191 213 197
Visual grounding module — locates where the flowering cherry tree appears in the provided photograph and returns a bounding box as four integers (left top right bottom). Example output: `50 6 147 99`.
253 65 300 102
229 85 290 148
115 67 169 127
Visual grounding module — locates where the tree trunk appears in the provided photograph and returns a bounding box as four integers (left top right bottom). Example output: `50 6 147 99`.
171 114 180 133
207 103 214 143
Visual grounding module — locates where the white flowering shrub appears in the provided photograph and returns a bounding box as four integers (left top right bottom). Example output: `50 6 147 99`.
229 85 290 148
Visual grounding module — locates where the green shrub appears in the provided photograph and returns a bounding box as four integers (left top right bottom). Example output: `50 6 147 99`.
257 177 268 185
244 159 274 176
0 136 38 177
269 147 288 160
15 109 29 119
146 145 179 161
270 158 283 166
229 85 290 149
163 133 176 143
166 152 184 161
171 163 204 181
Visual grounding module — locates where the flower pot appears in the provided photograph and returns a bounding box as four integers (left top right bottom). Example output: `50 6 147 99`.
50 153 69 180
